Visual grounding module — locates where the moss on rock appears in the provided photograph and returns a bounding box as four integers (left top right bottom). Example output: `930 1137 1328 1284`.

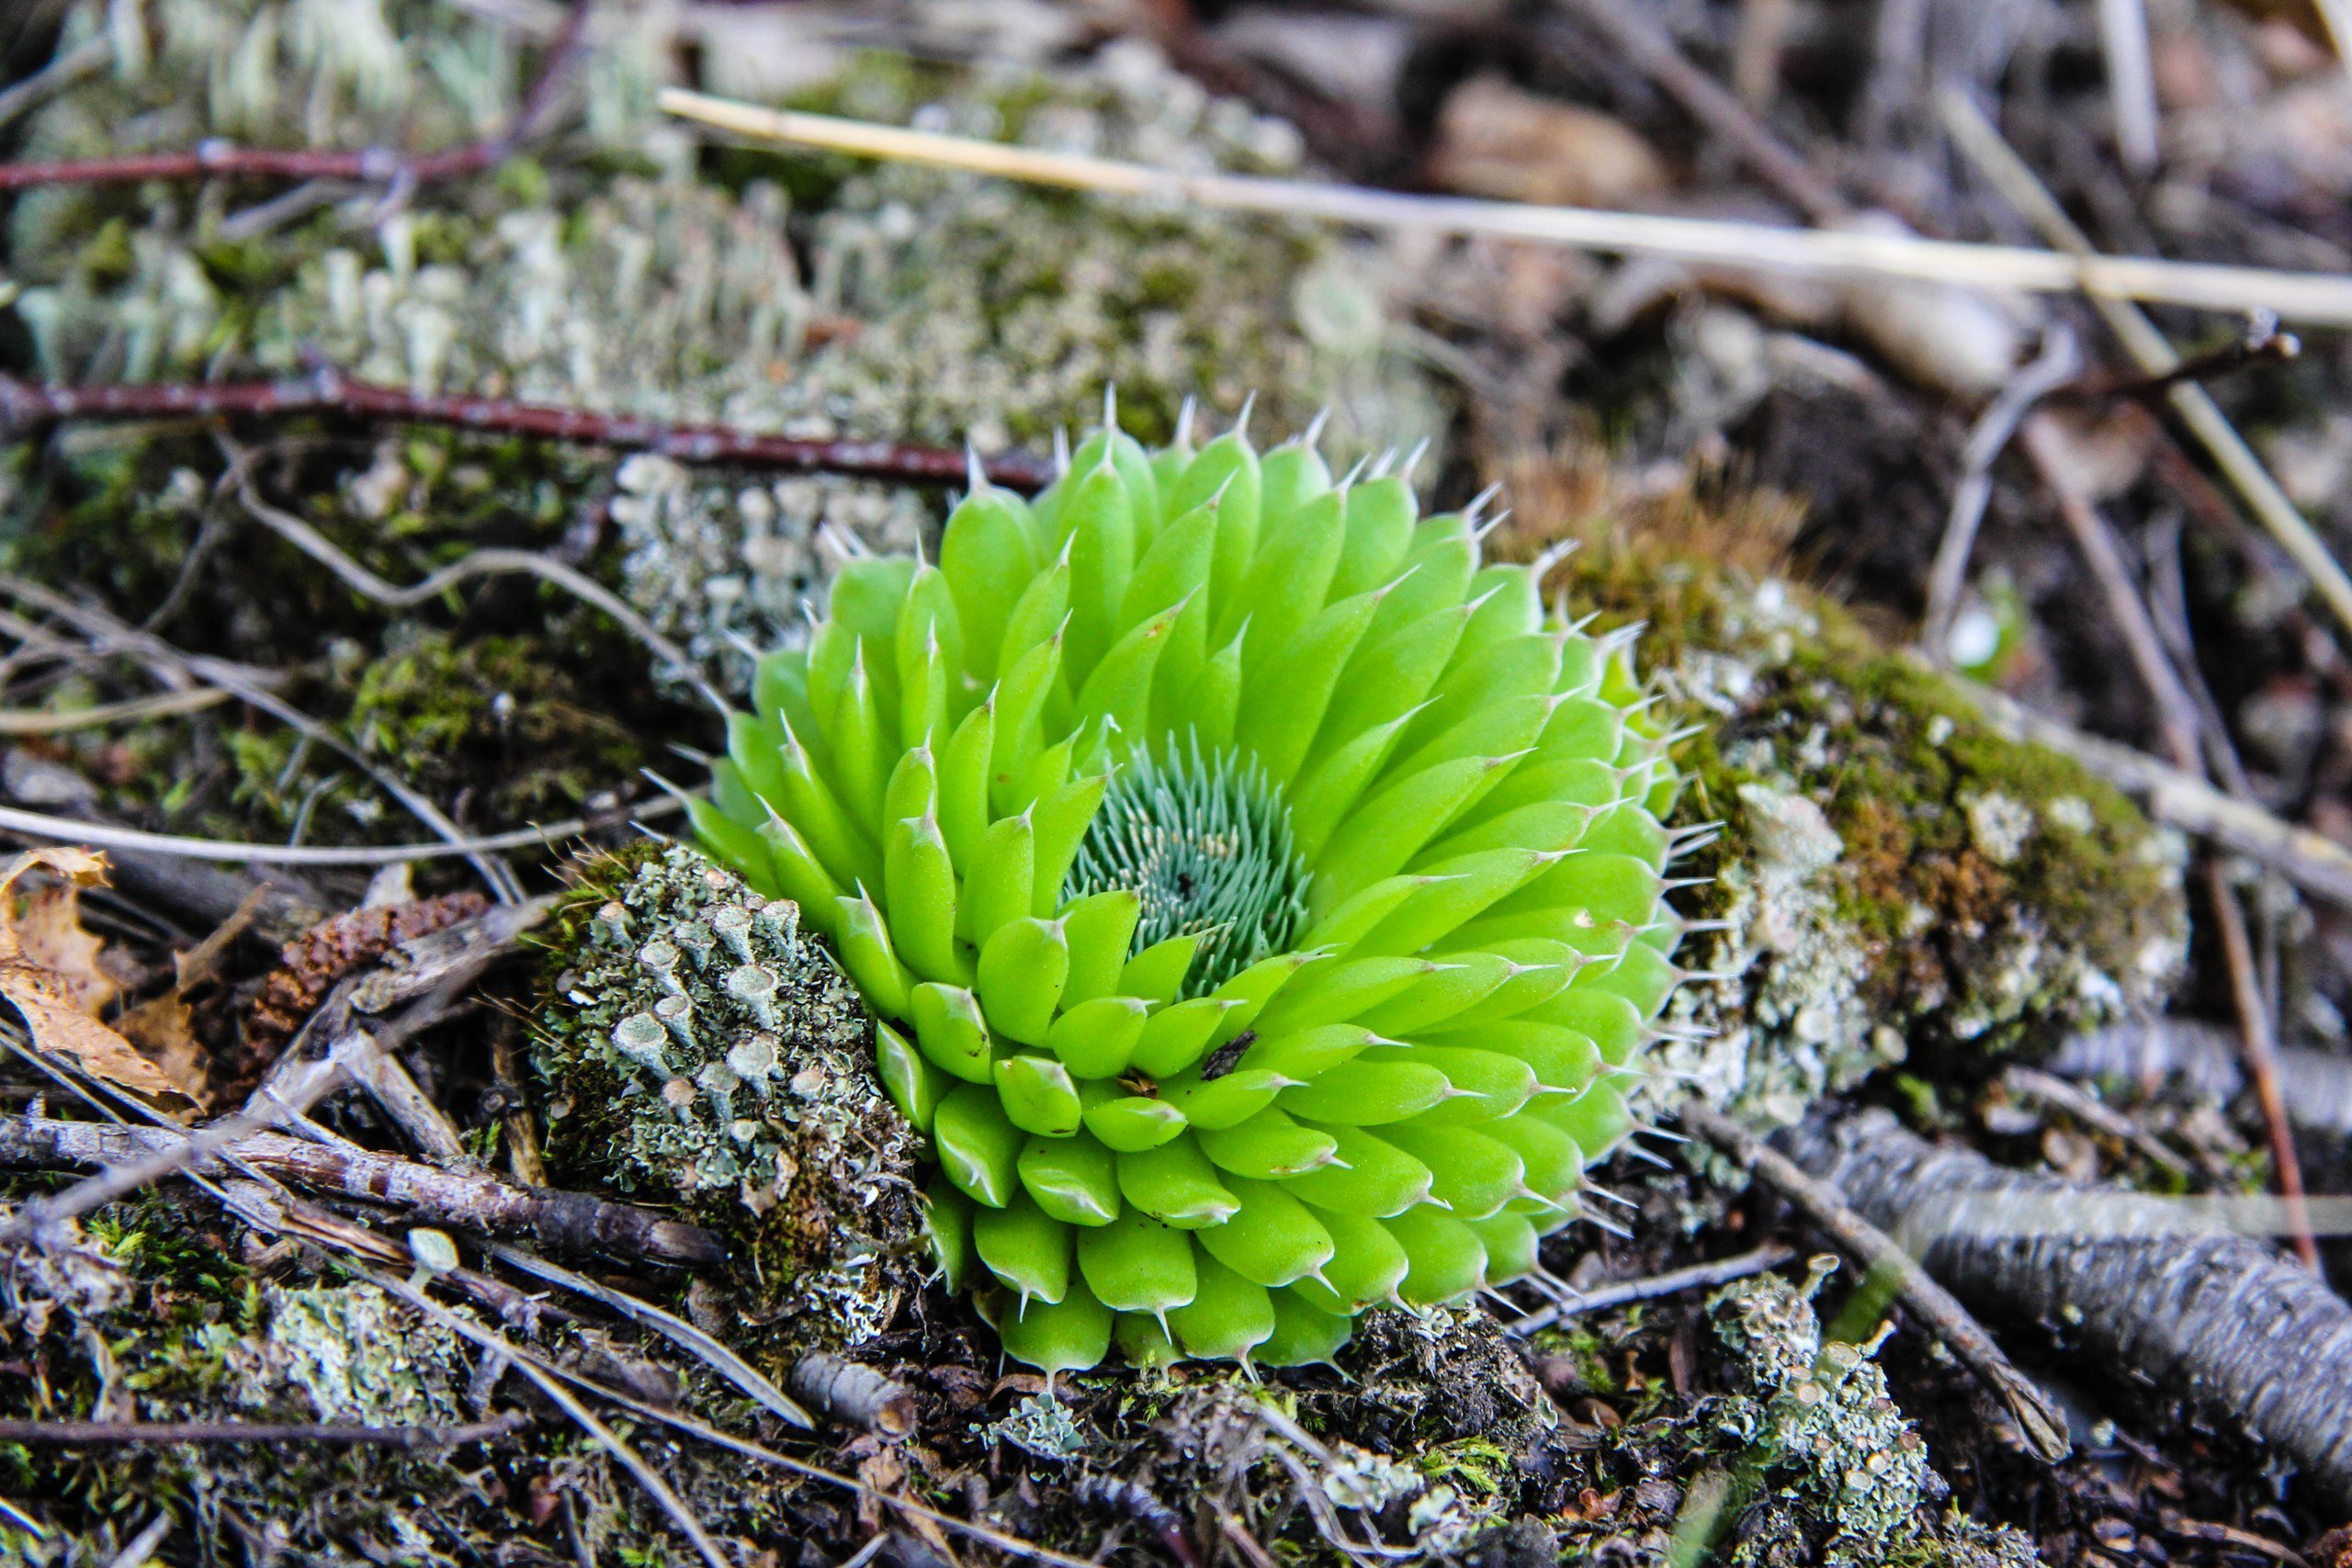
1511 463 2188 1127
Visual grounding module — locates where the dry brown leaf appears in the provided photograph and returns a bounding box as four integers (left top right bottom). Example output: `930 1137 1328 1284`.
0 847 197 1114
115 992 216 1110
12 860 119 1016
1428 74 1668 210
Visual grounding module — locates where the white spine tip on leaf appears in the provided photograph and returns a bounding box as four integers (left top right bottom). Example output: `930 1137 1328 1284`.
1302 405 1331 448
1398 437 1429 485
1234 389 1257 440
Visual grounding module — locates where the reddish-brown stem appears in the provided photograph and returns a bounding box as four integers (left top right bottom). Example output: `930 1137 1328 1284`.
0 3 588 195
0 370 1056 491
0 1414 532 1447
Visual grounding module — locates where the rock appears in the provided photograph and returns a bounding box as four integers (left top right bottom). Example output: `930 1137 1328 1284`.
1429 74 1670 209
1523 466 2189 1130
531 841 922 1349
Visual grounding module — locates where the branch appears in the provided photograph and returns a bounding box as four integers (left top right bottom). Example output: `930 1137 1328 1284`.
0 370 1057 492
1780 1107 2352 1510
1499 1243 1800 1335
0 4 586 195
0 1114 725 1267
789 1352 916 1439
0 1414 532 1448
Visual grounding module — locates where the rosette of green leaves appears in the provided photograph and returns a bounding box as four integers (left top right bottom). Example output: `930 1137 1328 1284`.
695 411 1686 1372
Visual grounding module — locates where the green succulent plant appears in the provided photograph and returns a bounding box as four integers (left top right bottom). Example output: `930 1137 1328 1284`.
694 404 1691 1372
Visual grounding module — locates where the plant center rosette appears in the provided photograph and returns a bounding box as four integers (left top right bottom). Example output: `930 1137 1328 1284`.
693 410 1690 1372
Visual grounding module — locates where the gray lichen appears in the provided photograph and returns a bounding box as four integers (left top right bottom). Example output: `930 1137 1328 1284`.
534 840 922 1348
7 10 1447 691
1706 1262 1928 1556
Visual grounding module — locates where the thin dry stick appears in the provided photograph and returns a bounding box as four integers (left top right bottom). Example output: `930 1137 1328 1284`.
0 1115 726 1266
357 1264 1110 1568
659 87 2352 325
0 685 232 735
2096 0 2162 175
101 1514 171 1568
2019 414 2206 766
1679 1100 2072 1462
0 795 683 867
2000 1066 2191 1179
2019 412 2318 1265
1923 330 2082 659
1938 90 2352 647
223 453 727 718
1551 0 1848 223
508 1351 732 1568
0 1415 532 1447
0 577 523 902
488 1244 813 1429
0 1018 390 1245
0 372 1057 492
1501 1243 1800 1335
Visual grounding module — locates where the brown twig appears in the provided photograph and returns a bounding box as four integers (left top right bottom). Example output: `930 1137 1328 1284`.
2051 321 2301 406
0 370 1057 492
0 1114 725 1266
1545 0 1849 225
0 1414 533 1448
1679 1100 2072 1462
789 1353 917 1440
1499 1243 1800 1336
0 3 586 195
2017 412 2319 1266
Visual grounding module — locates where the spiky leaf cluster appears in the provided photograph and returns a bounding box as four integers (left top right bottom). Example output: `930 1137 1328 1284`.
697 410 1688 1371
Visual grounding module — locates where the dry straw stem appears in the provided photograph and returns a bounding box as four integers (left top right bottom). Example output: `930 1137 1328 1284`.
661 87 2352 327
1937 90 2352 647
0 795 683 867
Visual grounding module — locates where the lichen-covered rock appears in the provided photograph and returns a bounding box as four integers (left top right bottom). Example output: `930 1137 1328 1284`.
1694 1265 2041 1568
534 841 922 1347
1707 1264 1928 1553
1514 468 2188 1128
